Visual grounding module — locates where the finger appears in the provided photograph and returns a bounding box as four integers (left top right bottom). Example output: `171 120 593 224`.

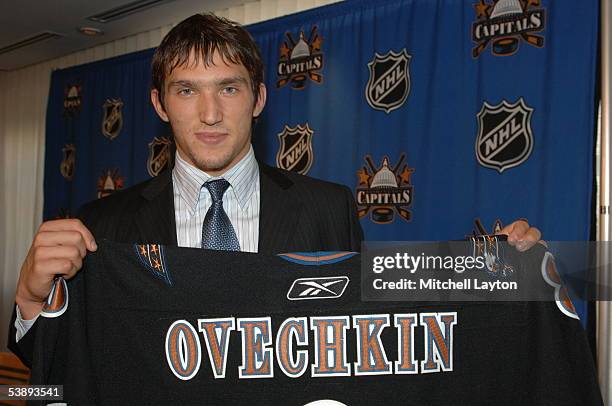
39 219 97 251
497 226 511 236
31 258 77 279
497 223 515 236
33 230 87 257
33 245 84 268
508 221 529 242
515 228 542 252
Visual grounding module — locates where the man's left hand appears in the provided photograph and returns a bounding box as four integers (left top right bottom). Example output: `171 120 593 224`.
498 219 542 252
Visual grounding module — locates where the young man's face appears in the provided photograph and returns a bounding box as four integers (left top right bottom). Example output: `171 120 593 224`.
151 51 266 176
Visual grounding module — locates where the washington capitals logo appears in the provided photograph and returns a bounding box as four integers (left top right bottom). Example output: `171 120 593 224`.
60 143 76 180
476 98 534 173
97 169 124 199
491 219 504 234
147 136 172 177
365 49 411 113
470 218 504 238
276 123 314 175
102 98 124 140
277 26 323 89
470 235 514 278
63 84 82 118
356 154 415 224
135 244 172 286
472 0 545 57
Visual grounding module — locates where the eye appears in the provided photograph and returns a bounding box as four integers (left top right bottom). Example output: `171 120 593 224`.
178 88 194 96
222 86 238 95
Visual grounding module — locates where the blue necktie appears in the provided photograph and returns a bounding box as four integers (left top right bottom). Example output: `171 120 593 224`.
201 179 240 251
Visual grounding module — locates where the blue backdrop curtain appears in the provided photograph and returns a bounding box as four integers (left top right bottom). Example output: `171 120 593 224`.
44 0 599 320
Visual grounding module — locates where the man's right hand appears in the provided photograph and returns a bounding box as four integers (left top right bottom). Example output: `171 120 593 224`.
15 219 97 320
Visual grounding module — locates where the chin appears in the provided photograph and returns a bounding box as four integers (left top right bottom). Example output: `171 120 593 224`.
194 157 232 173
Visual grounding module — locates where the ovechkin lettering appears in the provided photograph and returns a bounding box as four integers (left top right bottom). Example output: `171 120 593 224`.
165 312 457 380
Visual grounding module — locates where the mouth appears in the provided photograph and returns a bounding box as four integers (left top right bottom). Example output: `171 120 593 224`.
194 131 228 145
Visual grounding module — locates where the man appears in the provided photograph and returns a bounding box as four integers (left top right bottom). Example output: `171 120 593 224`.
8 13 541 365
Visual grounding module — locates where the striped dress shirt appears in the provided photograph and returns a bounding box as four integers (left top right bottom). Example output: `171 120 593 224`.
172 146 260 252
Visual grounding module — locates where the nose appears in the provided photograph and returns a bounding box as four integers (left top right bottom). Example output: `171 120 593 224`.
198 92 222 126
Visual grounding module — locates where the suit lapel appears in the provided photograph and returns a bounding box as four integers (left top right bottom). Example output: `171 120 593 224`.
134 169 177 245
131 163 301 250
258 163 302 254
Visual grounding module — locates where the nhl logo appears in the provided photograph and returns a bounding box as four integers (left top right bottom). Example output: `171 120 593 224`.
97 169 124 199
277 26 323 89
63 84 82 118
365 49 411 113
475 98 534 173
276 124 314 175
60 143 76 180
355 154 415 224
102 98 124 140
147 136 172 177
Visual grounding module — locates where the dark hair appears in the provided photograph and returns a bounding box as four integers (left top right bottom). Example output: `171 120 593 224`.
151 13 264 104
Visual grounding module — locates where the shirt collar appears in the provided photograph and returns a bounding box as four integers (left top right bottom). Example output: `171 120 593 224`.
172 146 259 213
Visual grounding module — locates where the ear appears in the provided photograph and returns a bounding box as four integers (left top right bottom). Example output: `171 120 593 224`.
150 88 169 122
252 83 267 118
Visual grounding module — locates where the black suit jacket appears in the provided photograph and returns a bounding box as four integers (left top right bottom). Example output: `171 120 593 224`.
9 162 363 365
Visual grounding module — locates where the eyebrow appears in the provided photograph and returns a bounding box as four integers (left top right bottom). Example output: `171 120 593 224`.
168 76 249 88
218 76 249 86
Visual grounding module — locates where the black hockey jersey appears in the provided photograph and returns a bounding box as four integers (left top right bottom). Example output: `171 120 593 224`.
29 240 603 405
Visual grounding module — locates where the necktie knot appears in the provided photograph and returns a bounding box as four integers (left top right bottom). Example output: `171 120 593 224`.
204 179 230 203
